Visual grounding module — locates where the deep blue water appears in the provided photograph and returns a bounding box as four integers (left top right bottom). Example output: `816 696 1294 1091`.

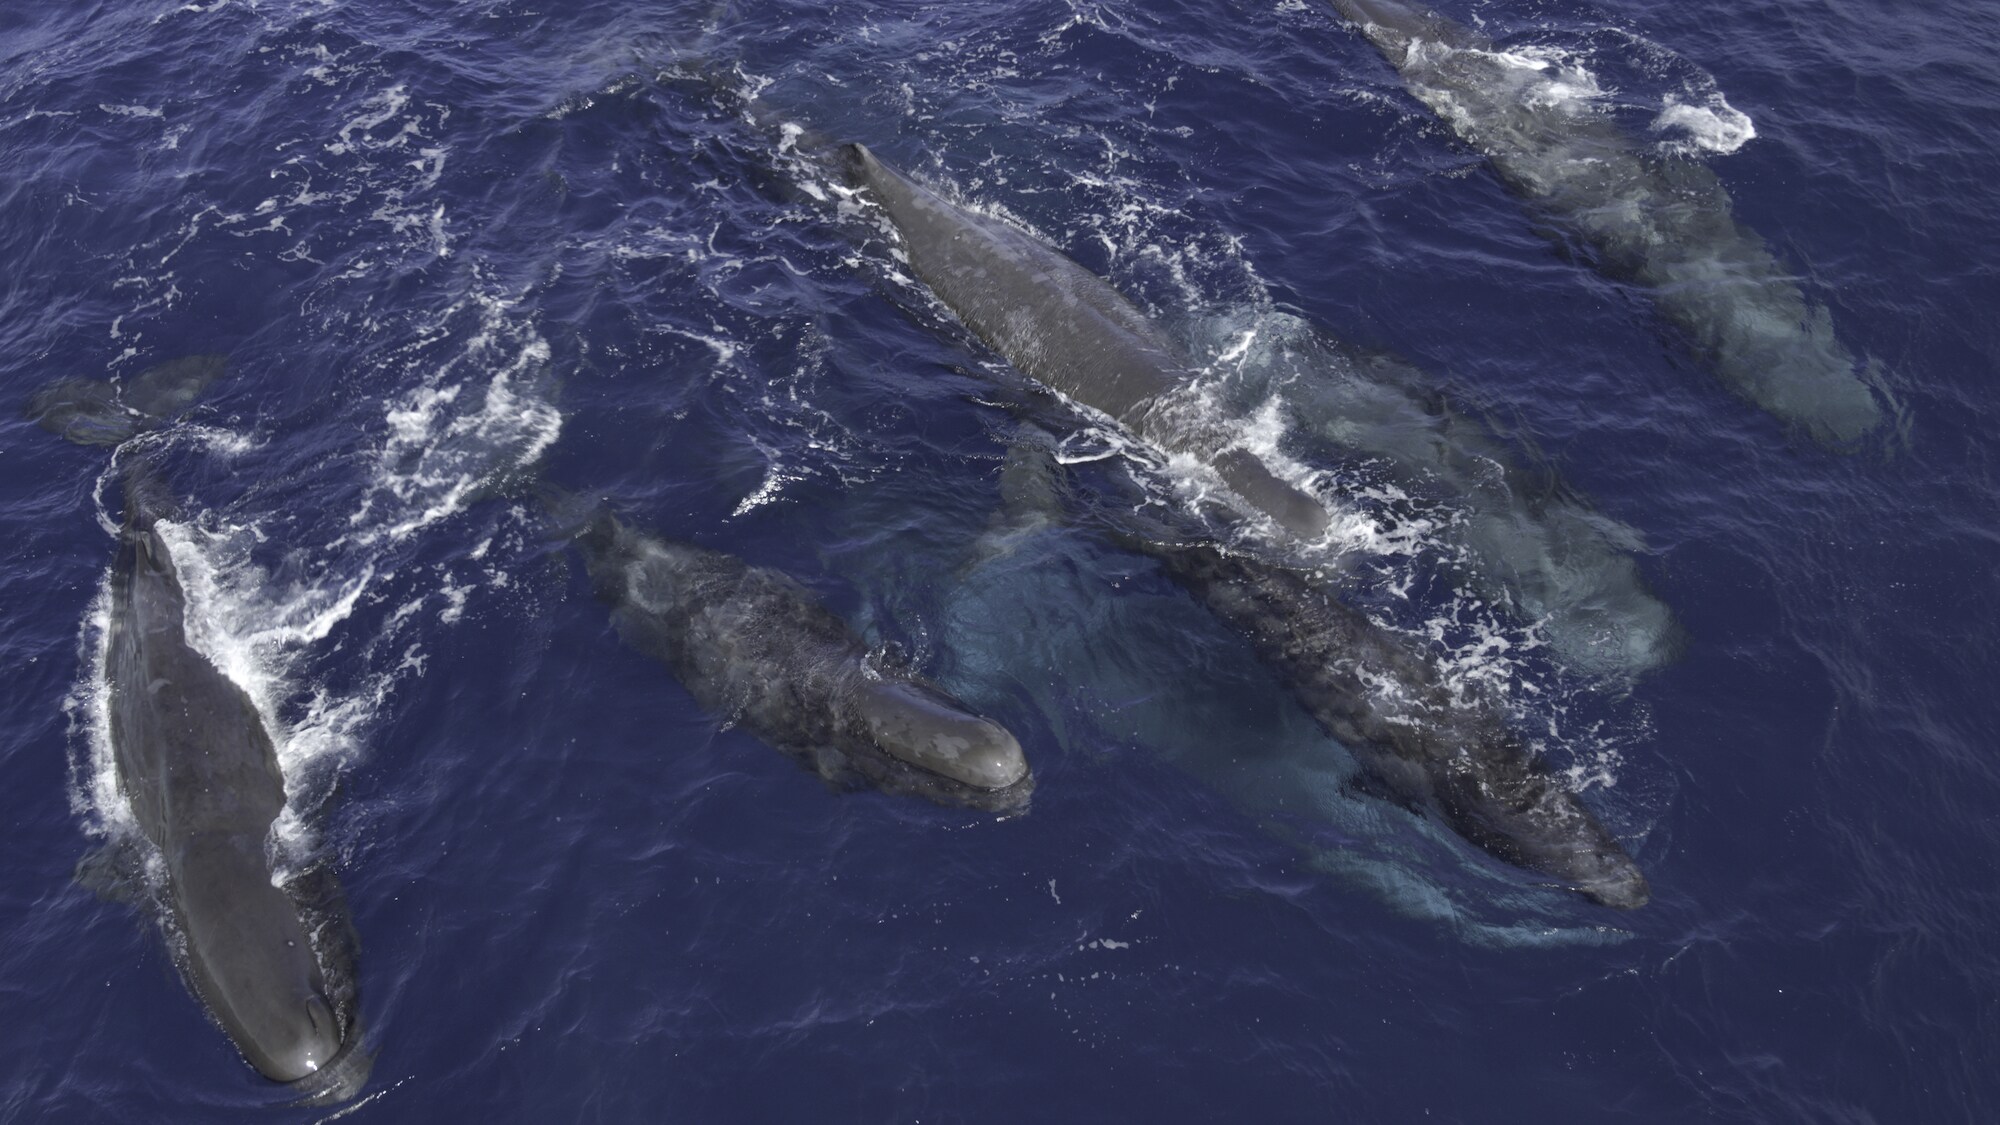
3 0 1997 1120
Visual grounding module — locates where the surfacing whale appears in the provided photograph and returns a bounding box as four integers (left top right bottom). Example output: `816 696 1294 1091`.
31 358 368 1098
575 510 1033 812
1327 0 1884 444
840 142 1335 544
1003 430 1648 909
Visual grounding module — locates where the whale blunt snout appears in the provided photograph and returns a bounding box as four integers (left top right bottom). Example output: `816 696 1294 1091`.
855 680 1030 791
1439 772 1650 909
940 722 1031 790
1582 866 1651 911
1568 848 1648 912
1543 833 1651 910
244 992 345 1084
170 834 353 1087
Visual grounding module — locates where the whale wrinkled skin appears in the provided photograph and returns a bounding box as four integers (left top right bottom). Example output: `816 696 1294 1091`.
33 359 366 1096
1328 0 1884 444
578 513 1032 811
842 143 1335 542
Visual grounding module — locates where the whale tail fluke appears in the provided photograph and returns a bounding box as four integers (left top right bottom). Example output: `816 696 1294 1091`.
27 354 228 447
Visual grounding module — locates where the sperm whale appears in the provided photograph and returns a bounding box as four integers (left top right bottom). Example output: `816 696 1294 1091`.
841 142 1335 543
1327 0 1884 443
1000 429 1648 908
31 357 367 1095
575 509 1033 812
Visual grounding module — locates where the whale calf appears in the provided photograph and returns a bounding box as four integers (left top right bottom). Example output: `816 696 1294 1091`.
1003 431 1647 908
576 511 1033 812
31 358 366 1094
841 143 1335 543
1327 0 1884 444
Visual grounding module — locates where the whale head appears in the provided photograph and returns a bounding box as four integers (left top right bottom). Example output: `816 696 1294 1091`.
1436 758 1650 910
242 991 347 1084
852 679 1030 791
1538 831 1651 910
170 835 354 1084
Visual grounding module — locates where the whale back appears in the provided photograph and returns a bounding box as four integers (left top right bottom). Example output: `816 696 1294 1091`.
843 143 1182 420
1326 0 1883 443
1327 0 1487 61
845 145 1333 541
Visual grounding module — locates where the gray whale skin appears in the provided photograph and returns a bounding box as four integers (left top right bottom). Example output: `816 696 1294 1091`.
1137 533 1649 909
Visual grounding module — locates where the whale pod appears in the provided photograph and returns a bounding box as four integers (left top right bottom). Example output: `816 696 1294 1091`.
33 360 366 1095
841 143 1334 542
577 513 1032 811
1327 0 1884 444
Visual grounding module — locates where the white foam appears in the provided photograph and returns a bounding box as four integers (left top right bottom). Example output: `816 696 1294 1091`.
64 581 136 839
1486 43 1608 110
348 293 561 545
731 457 801 517
1652 92 1757 155
436 579 470 625
150 519 364 730
326 85 411 156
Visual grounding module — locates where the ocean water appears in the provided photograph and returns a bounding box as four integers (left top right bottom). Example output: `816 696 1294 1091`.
2 0 1996 1120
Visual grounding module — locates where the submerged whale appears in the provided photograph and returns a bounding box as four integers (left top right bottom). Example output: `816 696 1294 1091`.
575 510 1033 812
1327 0 1884 444
840 143 1335 543
1001 430 1647 908
1181 312 1680 677
31 358 366 1095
